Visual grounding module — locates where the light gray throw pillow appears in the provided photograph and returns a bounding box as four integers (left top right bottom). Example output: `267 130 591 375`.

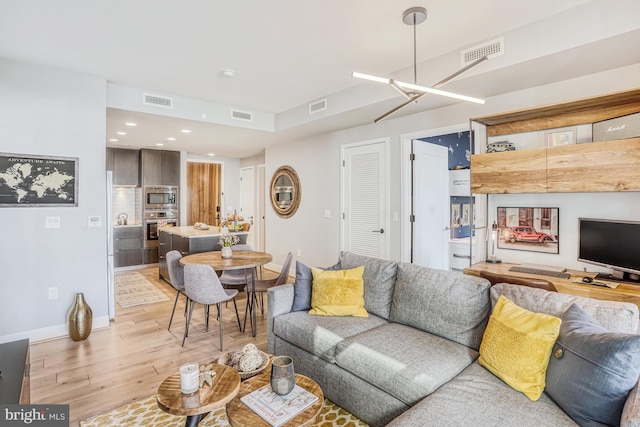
291 260 340 311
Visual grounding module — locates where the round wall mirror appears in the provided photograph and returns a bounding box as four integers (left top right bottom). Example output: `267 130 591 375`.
270 165 301 218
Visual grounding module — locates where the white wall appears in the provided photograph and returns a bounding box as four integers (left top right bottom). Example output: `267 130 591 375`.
264 62 640 270
0 59 108 343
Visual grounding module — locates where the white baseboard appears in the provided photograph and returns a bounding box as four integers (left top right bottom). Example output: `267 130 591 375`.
0 315 110 345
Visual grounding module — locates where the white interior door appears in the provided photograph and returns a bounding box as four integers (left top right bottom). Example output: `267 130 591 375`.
412 140 449 269
256 164 266 252
239 166 255 248
341 139 389 258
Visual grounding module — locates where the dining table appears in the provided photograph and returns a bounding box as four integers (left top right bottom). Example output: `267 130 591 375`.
179 250 272 337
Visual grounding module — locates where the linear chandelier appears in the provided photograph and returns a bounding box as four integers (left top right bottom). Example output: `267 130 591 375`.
352 7 488 123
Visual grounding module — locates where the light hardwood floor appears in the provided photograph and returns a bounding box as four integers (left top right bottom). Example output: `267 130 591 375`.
30 266 279 426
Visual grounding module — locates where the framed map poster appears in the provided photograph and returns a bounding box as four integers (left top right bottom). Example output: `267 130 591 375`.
0 153 78 207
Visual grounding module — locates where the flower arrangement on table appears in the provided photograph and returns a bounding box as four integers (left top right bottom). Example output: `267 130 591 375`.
218 233 239 247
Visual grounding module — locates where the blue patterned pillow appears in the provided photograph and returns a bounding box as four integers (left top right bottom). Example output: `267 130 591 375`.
545 303 640 426
291 260 340 311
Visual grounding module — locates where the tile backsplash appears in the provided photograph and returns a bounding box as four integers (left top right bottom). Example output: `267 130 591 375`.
112 187 141 225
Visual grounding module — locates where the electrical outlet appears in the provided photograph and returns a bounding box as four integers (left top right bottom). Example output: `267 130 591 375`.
48 287 58 300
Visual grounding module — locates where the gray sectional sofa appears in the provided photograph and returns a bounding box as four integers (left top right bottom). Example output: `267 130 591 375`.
267 251 640 426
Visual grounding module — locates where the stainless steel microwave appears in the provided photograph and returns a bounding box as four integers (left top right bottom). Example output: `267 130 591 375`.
144 186 178 210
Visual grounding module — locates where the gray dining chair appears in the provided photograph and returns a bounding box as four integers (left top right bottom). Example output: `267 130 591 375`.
166 250 188 331
247 252 293 323
182 264 241 350
219 244 255 290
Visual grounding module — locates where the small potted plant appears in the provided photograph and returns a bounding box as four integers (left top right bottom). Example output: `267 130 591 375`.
218 233 239 258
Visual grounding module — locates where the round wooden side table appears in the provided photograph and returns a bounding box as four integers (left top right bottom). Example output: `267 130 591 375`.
226 372 324 427
157 363 241 427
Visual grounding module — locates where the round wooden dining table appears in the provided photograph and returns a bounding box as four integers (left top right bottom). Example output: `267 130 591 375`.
179 250 272 337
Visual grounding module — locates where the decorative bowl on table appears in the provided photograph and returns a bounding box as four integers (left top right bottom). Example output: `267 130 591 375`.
217 344 270 380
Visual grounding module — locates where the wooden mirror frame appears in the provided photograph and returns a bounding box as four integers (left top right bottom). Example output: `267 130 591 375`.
270 165 301 218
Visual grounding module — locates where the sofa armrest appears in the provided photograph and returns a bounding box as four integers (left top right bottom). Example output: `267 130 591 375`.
622 378 640 427
267 283 295 354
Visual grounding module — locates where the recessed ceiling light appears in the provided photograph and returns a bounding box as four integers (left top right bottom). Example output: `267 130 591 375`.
167 137 176 141
156 143 164 146
181 129 191 134
125 122 137 127
109 138 118 142
221 69 235 78
208 153 216 156
116 131 127 135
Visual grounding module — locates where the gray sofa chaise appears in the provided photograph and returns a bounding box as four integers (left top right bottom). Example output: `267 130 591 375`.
267 251 640 426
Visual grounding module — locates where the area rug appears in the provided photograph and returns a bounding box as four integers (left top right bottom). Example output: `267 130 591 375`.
115 272 169 308
80 395 368 426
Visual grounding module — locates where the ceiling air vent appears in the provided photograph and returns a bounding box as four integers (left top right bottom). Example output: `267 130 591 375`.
143 93 173 109
308 98 327 115
461 38 504 66
231 109 253 122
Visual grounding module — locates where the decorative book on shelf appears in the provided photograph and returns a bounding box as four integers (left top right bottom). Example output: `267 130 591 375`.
240 384 319 427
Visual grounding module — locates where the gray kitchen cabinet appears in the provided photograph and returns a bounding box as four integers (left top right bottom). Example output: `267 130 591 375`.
143 247 158 265
107 148 140 185
158 230 172 281
141 149 180 186
114 226 143 267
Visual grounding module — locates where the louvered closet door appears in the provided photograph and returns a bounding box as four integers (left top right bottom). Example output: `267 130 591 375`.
341 139 389 258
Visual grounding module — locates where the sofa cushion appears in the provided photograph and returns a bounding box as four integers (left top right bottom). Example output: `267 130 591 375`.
292 260 341 312
389 262 491 350
491 283 639 333
338 251 397 319
309 266 368 317
334 323 478 406
479 295 561 401
546 304 640 426
387 361 577 427
271 311 388 363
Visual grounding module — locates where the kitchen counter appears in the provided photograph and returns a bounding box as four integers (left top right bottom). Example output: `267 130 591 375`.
158 226 249 283
158 226 248 238
113 223 142 228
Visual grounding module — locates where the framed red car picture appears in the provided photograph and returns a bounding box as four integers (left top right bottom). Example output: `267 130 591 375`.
496 207 559 254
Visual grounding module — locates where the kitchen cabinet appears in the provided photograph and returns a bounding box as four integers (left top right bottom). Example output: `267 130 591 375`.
470 88 640 194
141 149 180 186
114 226 143 267
158 227 248 284
107 148 140 186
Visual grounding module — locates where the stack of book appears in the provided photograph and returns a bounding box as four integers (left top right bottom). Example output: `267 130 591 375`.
240 384 318 427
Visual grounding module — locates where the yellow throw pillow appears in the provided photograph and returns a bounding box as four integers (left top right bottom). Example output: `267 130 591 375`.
479 295 561 401
309 266 368 317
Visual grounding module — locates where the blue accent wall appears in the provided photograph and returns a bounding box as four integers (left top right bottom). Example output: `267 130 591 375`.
419 130 473 170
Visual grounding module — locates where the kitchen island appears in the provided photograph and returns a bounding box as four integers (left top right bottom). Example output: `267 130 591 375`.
158 226 249 284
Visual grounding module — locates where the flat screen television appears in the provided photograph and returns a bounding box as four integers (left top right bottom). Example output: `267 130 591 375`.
578 218 640 283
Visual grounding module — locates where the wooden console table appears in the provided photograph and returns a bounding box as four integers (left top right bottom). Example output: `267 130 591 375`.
464 262 640 310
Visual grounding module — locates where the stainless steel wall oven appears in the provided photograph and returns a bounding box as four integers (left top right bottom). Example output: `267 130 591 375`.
144 210 177 247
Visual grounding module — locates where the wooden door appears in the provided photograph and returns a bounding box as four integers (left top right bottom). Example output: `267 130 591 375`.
187 162 222 226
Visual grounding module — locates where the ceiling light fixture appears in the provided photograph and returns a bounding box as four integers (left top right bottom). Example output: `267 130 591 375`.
156 143 164 146
181 129 191 134
167 137 176 141
221 69 235 78
109 138 118 142
352 7 488 123
125 122 137 127
116 131 127 135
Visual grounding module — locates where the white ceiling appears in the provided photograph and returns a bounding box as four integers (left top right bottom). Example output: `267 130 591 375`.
1 0 638 158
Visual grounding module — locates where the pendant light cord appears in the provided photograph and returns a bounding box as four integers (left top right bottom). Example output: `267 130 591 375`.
413 13 417 85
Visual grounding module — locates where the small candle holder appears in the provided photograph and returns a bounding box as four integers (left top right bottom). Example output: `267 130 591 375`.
179 363 199 394
270 356 295 395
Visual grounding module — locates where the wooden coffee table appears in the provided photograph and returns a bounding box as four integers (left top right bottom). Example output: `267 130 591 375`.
157 363 241 427
226 371 324 427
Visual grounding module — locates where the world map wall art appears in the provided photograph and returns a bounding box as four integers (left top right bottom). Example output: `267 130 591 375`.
0 153 78 207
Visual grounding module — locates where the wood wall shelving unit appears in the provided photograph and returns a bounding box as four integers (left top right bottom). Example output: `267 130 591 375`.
470 88 640 194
